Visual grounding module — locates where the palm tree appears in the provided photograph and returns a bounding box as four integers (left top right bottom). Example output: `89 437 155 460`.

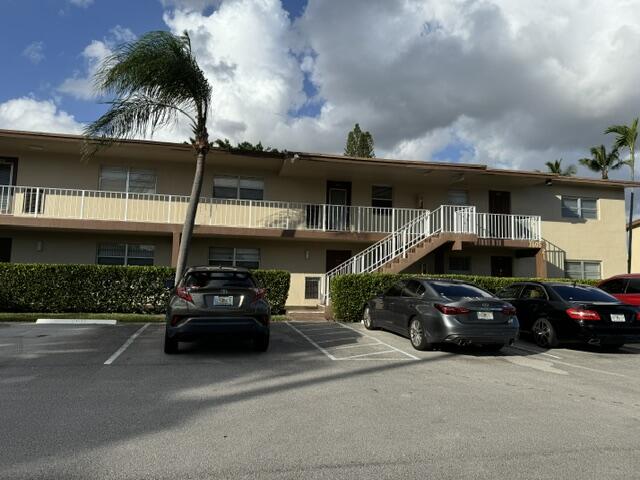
578 145 626 180
545 158 576 176
606 118 638 273
82 31 212 283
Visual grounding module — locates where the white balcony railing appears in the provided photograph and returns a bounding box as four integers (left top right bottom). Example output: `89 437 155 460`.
0 185 424 234
0 185 542 241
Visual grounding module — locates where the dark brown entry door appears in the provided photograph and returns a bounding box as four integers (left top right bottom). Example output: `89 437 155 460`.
326 181 352 231
326 249 352 272
491 256 513 277
489 191 511 237
0 238 11 262
0 159 15 214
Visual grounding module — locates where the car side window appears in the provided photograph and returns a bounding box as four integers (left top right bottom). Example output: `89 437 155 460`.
625 278 640 294
402 280 426 298
599 278 627 294
385 282 404 297
496 285 521 299
520 285 547 300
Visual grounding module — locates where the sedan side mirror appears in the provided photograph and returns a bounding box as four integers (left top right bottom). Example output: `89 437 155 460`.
164 279 175 289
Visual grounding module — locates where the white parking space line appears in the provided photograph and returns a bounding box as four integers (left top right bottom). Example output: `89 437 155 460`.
508 344 563 359
338 323 420 360
330 342 381 350
339 350 396 360
286 322 337 360
103 324 150 365
288 321 419 361
315 336 362 344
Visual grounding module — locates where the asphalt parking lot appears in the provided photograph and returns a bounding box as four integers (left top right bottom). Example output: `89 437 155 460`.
1 321 639 480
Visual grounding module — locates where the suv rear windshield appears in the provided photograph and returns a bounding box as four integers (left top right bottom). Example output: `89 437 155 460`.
183 271 256 289
552 285 618 303
430 282 492 300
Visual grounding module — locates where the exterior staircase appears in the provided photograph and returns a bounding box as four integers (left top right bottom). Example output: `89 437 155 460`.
322 205 478 302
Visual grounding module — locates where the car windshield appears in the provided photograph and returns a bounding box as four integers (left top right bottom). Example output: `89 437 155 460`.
183 271 256 289
552 285 619 303
430 282 493 300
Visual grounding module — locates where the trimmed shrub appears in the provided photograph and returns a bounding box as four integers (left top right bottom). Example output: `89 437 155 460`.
330 273 601 322
252 269 290 314
0 264 290 315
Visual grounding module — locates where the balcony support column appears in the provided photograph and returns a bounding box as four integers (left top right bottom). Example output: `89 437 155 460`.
171 230 181 268
535 246 547 278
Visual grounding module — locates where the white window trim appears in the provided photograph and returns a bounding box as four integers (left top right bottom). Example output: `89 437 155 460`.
371 184 393 208
561 196 598 220
304 276 321 299
213 175 264 200
209 247 261 268
96 243 155 266
564 260 602 280
99 166 158 194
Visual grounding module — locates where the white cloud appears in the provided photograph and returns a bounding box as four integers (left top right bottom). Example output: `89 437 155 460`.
151 0 640 179
69 0 94 7
22 41 45 64
58 26 136 100
0 97 82 134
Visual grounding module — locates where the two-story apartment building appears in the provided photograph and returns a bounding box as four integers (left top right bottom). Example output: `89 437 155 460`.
0 129 635 307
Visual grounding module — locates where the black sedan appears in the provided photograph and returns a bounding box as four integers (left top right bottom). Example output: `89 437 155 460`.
164 266 270 354
496 281 640 349
363 278 519 351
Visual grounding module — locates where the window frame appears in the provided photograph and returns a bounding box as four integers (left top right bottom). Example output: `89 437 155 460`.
564 260 602 280
208 246 261 269
304 277 321 299
96 243 155 266
371 185 393 209
561 196 598 220
213 175 264 200
448 255 471 273
447 189 469 206
99 166 157 194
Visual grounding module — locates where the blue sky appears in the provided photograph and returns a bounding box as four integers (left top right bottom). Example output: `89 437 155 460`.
0 0 638 184
0 0 310 127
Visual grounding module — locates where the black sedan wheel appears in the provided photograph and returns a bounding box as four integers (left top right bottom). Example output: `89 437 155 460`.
363 306 376 330
409 318 433 351
164 331 178 354
532 318 558 348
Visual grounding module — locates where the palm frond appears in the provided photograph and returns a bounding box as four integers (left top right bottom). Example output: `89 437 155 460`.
83 30 212 159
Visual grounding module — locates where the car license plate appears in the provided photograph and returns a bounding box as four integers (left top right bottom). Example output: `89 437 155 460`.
213 295 234 306
610 314 626 322
478 311 494 320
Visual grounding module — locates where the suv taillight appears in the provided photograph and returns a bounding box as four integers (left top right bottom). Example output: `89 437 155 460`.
176 286 193 303
252 288 267 304
435 304 470 315
566 307 600 321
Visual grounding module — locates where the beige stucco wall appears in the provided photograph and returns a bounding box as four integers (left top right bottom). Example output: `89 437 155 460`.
3 230 366 307
8 230 172 266
2 140 630 283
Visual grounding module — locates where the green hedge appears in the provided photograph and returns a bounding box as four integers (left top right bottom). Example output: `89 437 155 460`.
0 264 290 315
330 273 600 322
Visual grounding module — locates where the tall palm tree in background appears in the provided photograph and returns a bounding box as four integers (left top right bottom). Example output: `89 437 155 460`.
83 31 212 283
545 158 576 176
578 145 626 180
606 118 638 273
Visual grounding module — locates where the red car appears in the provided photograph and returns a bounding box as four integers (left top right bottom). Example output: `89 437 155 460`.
598 275 640 306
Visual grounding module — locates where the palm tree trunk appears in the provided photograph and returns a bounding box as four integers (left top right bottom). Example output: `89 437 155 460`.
628 148 635 274
174 150 206 283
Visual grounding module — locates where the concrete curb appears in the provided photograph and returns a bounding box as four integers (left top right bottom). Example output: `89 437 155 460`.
35 319 117 325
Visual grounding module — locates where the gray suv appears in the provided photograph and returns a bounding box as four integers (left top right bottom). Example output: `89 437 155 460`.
164 266 270 354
